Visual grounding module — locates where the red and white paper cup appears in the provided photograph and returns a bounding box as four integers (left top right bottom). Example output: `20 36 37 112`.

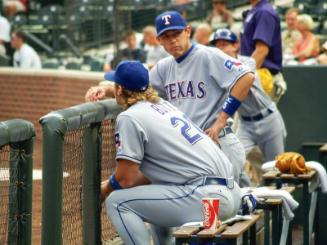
202 198 220 230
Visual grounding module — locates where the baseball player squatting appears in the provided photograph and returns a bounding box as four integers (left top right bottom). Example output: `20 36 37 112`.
210 28 287 161
100 60 243 245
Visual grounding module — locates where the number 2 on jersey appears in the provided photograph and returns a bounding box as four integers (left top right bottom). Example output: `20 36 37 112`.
170 115 203 145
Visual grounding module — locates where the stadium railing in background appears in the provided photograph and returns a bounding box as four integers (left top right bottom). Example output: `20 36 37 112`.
13 0 212 56
40 99 122 245
0 119 35 245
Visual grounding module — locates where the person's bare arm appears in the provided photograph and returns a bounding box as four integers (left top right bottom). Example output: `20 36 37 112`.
295 36 320 59
101 159 151 202
103 63 112 72
85 83 115 102
251 40 269 69
205 72 254 142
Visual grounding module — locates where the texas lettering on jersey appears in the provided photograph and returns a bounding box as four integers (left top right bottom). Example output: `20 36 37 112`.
164 80 206 101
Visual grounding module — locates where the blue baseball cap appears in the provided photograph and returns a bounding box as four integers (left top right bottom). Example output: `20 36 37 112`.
210 28 238 45
155 11 187 37
104 61 149 91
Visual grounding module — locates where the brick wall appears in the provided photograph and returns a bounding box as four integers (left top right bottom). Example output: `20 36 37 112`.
0 68 104 141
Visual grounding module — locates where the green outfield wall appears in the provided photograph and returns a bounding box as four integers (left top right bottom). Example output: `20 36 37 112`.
280 65 327 244
280 65 327 153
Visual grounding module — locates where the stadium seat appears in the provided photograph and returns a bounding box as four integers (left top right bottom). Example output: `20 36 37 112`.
43 62 60 69
119 0 140 7
311 2 327 18
293 3 309 13
0 55 9 67
321 20 327 35
65 62 82 70
101 3 113 20
31 5 65 26
66 14 80 24
294 0 311 4
76 4 93 20
11 13 28 27
89 58 104 71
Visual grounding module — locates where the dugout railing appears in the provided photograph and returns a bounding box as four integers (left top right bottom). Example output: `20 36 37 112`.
39 99 122 245
0 119 35 245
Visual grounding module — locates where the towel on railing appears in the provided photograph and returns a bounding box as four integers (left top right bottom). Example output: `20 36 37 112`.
241 187 299 220
306 161 327 193
261 160 327 193
261 160 276 172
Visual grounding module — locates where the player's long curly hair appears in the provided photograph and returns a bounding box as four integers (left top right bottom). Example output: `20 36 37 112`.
118 85 160 109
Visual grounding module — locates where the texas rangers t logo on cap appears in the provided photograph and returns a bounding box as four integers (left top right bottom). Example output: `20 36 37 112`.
155 11 187 37
162 14 171 25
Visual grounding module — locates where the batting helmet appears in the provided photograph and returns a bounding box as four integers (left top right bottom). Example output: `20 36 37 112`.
210 28 238 45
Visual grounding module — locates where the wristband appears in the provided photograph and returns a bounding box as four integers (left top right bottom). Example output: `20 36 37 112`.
222 95 241 116
109 174 123 190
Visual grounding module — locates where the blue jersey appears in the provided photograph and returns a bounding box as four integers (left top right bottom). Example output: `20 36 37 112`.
240 0 282 73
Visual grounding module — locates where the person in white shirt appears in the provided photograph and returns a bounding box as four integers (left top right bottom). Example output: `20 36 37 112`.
11 30 42 69
0 13 11 56
142 25 169 69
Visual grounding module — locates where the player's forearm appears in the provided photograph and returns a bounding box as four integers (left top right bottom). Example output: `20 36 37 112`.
119 171 151 188
212 111 230 133
100 172 150 203
132 172 151 186
214 72 254 129
230 72 255 101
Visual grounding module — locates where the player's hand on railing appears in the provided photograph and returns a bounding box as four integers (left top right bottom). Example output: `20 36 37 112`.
100 180 111 203
85 86 106 102
240 193 257 215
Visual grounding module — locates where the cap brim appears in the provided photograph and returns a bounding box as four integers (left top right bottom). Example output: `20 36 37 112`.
209 37 236 45
104 71 116 82
157 26 186 37
209 39 217 46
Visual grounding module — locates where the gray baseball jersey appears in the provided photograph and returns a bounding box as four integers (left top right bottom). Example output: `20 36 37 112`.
150 44 251 131
235 55 287 161
115 99 233 182
237 56 272 117
106 99 242 245
149 44 251 183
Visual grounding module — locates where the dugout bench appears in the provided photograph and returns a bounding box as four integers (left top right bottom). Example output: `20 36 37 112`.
173 186 295 245
263 170 317 245
173 211 262 245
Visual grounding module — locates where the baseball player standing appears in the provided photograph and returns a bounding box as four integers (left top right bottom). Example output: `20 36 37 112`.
210 28 287 161
150 11 254 185
101 60 242 245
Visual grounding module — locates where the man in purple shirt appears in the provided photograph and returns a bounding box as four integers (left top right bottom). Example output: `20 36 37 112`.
240 0 287 102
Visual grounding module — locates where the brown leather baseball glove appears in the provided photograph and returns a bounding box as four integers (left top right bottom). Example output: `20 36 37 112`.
275 152 309 175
